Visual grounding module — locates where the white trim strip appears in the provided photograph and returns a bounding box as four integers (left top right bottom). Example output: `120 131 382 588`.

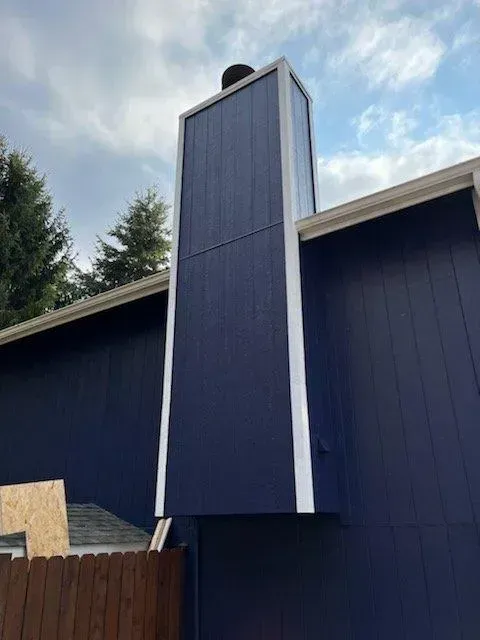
155 115 186 517
473 170 480 230
0 270 170 347
297 156 480 241
180 57 285 120
278 60 315 514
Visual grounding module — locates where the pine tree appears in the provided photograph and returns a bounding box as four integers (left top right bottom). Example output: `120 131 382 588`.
81 187 171 296
0 137 75 329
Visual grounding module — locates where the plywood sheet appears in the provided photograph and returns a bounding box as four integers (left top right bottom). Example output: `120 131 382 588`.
0 480 69 558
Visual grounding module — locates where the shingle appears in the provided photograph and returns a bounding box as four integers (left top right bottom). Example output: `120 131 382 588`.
0 503 150 549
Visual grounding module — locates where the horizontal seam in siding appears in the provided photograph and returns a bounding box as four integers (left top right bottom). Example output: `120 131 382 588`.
179 220 284 261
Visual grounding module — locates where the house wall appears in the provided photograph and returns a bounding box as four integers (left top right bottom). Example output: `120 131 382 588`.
0 293 167 533
173 188 480 639
302 188 480 529
1 184 479 637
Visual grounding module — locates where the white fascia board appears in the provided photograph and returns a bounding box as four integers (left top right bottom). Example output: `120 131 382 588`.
0 270 170 347
297 156 480 241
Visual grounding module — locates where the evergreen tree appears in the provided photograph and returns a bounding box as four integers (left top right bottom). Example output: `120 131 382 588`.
81 187 170 296
0 137 75 329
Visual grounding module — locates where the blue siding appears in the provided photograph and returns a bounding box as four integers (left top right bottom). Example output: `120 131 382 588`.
302 188 480 526
172 189 480 639
0 293 167 532
290 77 315 220
188 515 480 639
165 70 298 515
178 71 282 260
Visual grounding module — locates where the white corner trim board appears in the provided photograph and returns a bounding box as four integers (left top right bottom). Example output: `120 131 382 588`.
473 170 480 230
278 59 315 513
297 156 480 241
0 269 170 347
155 115 186 518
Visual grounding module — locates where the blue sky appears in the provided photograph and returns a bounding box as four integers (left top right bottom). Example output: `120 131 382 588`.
1 0 479 267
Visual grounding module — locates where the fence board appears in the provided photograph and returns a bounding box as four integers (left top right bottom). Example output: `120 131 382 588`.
103 553 122 640
0 555 12 638
57 555 80 640
144 552 160 640
40 557 63 640
88 554 109 640
2 557 29 640
73 554 95 640
118 553 136 640
157 552 172 640
0 549 182 640
167 549 184 640
22 557 47 640
131 552 147 640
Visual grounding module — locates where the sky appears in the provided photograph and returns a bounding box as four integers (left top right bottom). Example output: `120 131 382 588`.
1 0 479 267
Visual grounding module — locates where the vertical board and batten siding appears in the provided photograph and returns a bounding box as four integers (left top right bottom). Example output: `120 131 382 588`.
165 70 298 515
0 293 167 533
302 188 480 529
290 77 315 220
180 189 480 639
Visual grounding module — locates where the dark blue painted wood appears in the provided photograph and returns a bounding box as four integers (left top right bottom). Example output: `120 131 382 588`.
178 72 282 260
290 77 315 220
369 526 404 639
0 293 167 532
166 70 300 516
302 189 480 528
421 525 462 639
173 514 480 639
343 525 375 638
166 224 295 515
448 524 480 639
394 526 433 637
287 189 480 639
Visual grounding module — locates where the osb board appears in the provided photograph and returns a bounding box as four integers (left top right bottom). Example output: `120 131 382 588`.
0 480 69 559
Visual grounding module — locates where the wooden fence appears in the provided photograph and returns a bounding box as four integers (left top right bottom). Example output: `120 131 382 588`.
0 549 183 640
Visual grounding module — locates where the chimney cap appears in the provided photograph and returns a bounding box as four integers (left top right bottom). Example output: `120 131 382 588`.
221 64 255 90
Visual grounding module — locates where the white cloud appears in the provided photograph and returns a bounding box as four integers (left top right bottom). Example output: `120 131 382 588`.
5 0 331 163
319 110 480 209
351 105 418 146
33 60 219 162
0 17 36 80
387 111 418 146
352 105 387 140
330 16 446 90
452 20 480 49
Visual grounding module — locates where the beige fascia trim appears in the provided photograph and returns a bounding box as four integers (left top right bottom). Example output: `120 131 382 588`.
297 156 480 241
0 269 170 347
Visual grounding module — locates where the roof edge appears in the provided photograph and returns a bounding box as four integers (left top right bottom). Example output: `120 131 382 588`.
297 155 480 241
1 157 479 349
0 269 170 348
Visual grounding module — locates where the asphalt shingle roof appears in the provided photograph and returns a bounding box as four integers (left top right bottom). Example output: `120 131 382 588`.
0 503 150 548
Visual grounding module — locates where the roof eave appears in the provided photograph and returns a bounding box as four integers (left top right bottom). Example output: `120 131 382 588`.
0 157 479 349
296 156 480 241
0 269 170 348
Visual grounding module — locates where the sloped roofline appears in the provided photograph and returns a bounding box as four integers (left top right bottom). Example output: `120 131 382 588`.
297 155 480 240
1 156 479 348
0 270 170 347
